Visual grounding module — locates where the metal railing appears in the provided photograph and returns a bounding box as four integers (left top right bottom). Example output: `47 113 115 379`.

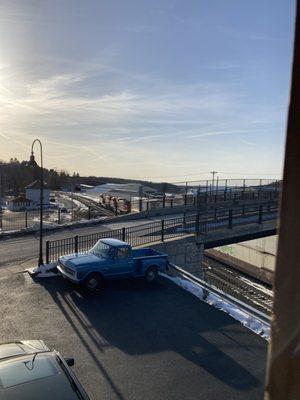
46 203 279 263
168 263 271 325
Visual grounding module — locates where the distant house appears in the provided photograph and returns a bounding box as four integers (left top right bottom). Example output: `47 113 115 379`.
7 195 34 211
25 180 51 206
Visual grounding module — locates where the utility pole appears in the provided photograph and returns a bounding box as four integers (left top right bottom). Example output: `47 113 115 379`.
210 171 218 193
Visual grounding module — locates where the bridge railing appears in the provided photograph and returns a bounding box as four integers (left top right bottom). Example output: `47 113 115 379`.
131 187 280 213
46 203 279 264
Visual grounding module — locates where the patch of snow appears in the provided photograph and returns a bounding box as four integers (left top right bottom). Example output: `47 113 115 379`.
26 263 58 278
239 275 273 297
163 273 270 340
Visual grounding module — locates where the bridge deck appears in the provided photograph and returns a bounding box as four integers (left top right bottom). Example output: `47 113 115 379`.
0 265 267 400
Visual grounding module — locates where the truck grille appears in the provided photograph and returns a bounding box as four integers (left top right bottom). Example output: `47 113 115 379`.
58 261 76 276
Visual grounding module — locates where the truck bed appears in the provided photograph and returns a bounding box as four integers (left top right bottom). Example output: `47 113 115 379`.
132 248 168 260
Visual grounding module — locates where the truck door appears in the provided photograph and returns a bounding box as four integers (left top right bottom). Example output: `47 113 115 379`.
107 247 133 278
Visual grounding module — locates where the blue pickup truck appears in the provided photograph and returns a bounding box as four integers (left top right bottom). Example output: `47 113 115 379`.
57 238 168 291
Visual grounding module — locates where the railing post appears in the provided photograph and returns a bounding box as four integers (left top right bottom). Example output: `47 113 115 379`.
224 179 228 201
195 213 200 236
258 205 263 225
25 211 28 228
170 198 173 208
146 200 149 212
46 240 50 264
183 212 186 229
184 194 187 206
228 209 233 229
74 235 79 254
58 208 61 224
88 206 91 220
122 227 126 242
162 194 166 209
161 219 165 242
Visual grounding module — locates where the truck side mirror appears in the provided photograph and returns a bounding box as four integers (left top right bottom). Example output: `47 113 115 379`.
65 357 75 366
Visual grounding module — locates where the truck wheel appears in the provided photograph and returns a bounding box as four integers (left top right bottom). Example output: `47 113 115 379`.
84 273 103 292
145 267 158 283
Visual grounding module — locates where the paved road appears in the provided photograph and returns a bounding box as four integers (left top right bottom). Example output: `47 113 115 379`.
0 266 267 400
0 215 179 268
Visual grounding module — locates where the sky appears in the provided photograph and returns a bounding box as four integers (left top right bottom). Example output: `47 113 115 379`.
0 0 296 182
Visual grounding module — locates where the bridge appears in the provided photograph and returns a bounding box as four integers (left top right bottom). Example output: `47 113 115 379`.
46 203 278 269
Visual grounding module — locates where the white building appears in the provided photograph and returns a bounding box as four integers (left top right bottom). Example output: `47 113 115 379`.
25 180 51 206
88 183 156 201
7 195 34 211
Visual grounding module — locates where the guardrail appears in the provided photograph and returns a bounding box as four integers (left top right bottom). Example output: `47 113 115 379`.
168 263 271 325
46 203 278 263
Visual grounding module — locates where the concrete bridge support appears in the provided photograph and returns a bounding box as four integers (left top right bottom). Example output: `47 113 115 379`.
142 236 205 278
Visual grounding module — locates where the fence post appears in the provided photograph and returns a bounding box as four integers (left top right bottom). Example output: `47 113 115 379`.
170 198 173 208
122 227 126 242
88 206 91 220
161 219 165 242
162 194 166 209
146 200 149 212
228 209 233 229
195 213 200 236
258 205 263 225
183 212 186 229
184 194 187 206
58 208 61 224
242 204 245 216
74 235 78 254
25 211 28 228
46 240 50 264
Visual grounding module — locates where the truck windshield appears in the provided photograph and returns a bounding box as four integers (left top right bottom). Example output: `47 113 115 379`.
89 241 114 259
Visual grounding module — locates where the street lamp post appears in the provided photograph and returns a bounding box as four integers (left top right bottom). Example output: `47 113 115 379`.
28 139 44 267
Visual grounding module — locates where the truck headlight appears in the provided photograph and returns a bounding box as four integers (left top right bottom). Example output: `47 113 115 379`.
77 271 86 279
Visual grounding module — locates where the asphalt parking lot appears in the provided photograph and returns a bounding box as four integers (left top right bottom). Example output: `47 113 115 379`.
0 265 267 400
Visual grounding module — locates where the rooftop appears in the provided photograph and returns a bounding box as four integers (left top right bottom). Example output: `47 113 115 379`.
25 180 48 190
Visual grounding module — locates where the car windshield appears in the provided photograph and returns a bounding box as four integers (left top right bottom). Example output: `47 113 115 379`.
89 241 115 259
0 354 59 389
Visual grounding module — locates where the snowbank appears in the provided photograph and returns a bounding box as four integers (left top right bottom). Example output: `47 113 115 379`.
163 273 270 340
26 263 58 278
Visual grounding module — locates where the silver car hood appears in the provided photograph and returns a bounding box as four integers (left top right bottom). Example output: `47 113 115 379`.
0 340 49 361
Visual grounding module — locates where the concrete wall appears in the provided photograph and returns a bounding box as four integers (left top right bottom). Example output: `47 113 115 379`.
214 235 277 273
138 236 204 277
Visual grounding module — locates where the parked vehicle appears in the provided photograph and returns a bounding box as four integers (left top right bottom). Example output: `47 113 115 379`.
0 340 90 400
57 238 168 291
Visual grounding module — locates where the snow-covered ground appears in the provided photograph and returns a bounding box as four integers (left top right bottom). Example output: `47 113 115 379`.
58 192 88 211
163 273 270 340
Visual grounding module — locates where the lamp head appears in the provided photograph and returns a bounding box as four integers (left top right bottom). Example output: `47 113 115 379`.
28 152 38 167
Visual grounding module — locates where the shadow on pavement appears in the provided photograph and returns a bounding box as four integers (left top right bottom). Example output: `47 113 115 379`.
38 274 263 394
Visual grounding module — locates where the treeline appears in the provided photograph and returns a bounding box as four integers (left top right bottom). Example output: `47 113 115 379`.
0 158 77 196
0 158 180 197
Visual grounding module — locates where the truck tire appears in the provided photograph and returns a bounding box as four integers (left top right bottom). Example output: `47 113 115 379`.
84 273 103 292
145 267 158 283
